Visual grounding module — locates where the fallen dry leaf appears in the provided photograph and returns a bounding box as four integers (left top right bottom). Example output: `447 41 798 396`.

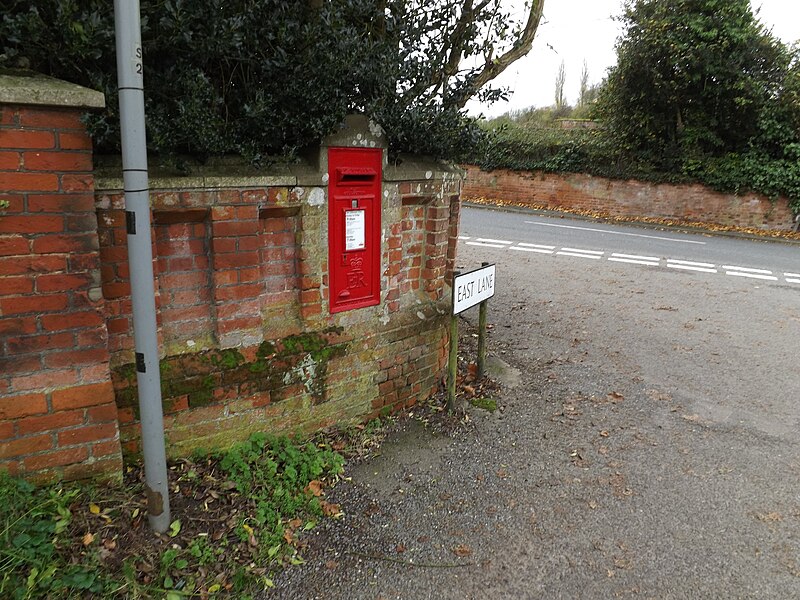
305 480 323 497
756 512 783 522
321 501 342 517
453 544 472 557
82 532 95 546
607 392 624 403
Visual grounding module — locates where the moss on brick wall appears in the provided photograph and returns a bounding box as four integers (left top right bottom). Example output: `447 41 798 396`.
112 328 348 420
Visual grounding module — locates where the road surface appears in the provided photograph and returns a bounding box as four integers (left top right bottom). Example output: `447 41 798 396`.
459 206 800 287
270 206 800 599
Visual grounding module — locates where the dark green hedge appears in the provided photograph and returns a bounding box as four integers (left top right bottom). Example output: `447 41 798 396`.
0 0 478 162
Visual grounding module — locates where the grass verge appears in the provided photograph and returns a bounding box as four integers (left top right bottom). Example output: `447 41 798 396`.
0 432 345 599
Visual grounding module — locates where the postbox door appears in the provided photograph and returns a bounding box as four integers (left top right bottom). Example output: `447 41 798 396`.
328 147 382 313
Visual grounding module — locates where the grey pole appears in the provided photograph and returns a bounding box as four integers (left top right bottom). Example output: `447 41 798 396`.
113 0 171 533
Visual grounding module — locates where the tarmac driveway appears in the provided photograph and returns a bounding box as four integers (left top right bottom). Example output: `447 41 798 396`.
269 231 800 599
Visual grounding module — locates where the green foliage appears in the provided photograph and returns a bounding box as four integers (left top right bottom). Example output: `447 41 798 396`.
0 432 346 598
471 122 800 212
472 0 800 212
0 472 112 599
595 0 800 170
217 433 344 562
469 396 497 412
0 0 534 162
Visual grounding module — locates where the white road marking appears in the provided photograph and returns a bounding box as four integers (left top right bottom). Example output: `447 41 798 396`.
459 236 795 286
612 252 660 261
476 237 511 244
518 242 556 250
557 251 603 260
466 242 505 248
666 264 718 273
726 272 778 281
609 257 660 266
667 259 715 268
524 221 706 245
561 247 604 255
722 265 773 275
511 247 553 254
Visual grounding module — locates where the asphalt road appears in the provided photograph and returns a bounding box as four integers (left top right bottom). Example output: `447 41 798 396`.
269 207 800 599
460 206 800 283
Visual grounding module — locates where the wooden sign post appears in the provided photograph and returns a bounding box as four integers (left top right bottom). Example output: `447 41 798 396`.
448 263 496 411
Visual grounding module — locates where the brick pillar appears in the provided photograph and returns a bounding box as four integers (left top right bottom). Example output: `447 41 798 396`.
0 72 122 482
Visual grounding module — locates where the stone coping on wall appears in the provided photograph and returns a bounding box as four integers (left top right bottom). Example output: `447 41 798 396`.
94 154 462 193
385 155 465 182
0 68 105 109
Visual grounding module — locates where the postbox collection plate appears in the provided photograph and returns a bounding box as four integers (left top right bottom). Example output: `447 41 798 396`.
328 147 382 313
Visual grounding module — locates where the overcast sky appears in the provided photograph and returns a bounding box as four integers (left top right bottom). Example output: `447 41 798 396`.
466 0 800 118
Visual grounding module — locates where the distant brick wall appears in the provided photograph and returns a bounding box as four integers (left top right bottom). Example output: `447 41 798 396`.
0 100 122 482
461 165 796 231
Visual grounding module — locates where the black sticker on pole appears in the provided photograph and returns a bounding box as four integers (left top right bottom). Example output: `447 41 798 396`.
126 210 136 234
135 352 146 373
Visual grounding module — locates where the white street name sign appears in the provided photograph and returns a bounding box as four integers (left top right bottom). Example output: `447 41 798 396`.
453 264 496 315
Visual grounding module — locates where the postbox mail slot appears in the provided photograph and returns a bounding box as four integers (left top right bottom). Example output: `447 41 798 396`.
336 167 377 185
329 148 382 314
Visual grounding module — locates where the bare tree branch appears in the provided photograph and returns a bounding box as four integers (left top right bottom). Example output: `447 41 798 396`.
453 0 546 108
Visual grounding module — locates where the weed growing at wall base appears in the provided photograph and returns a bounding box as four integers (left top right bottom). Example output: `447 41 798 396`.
0 472 115 598
0 432 344 598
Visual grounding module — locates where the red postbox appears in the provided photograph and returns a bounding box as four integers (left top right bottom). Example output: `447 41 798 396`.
328 147 382 313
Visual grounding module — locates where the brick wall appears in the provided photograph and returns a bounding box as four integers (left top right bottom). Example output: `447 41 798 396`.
93 159 461 459
1 83 462 481
0 84 122 481
461 165 796 231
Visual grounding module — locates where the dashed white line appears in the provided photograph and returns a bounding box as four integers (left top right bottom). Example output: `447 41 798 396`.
557 251 603 260
609 257 660 266
666 264 718 273
722 265 773 274
723 264 777 281
460 236 796 285
466 242 506 248
475 237 512 245
511 247 553 254
524 221 706 244
518 243 556 250
726 272 778 281
612 252 660 261
561 247 604 255
667 259 715 268
610 252 660 265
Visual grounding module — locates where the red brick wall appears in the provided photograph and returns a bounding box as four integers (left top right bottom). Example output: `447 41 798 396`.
93 172 460 460
1 96 462 479
461 165 796 231
0 104 121 482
